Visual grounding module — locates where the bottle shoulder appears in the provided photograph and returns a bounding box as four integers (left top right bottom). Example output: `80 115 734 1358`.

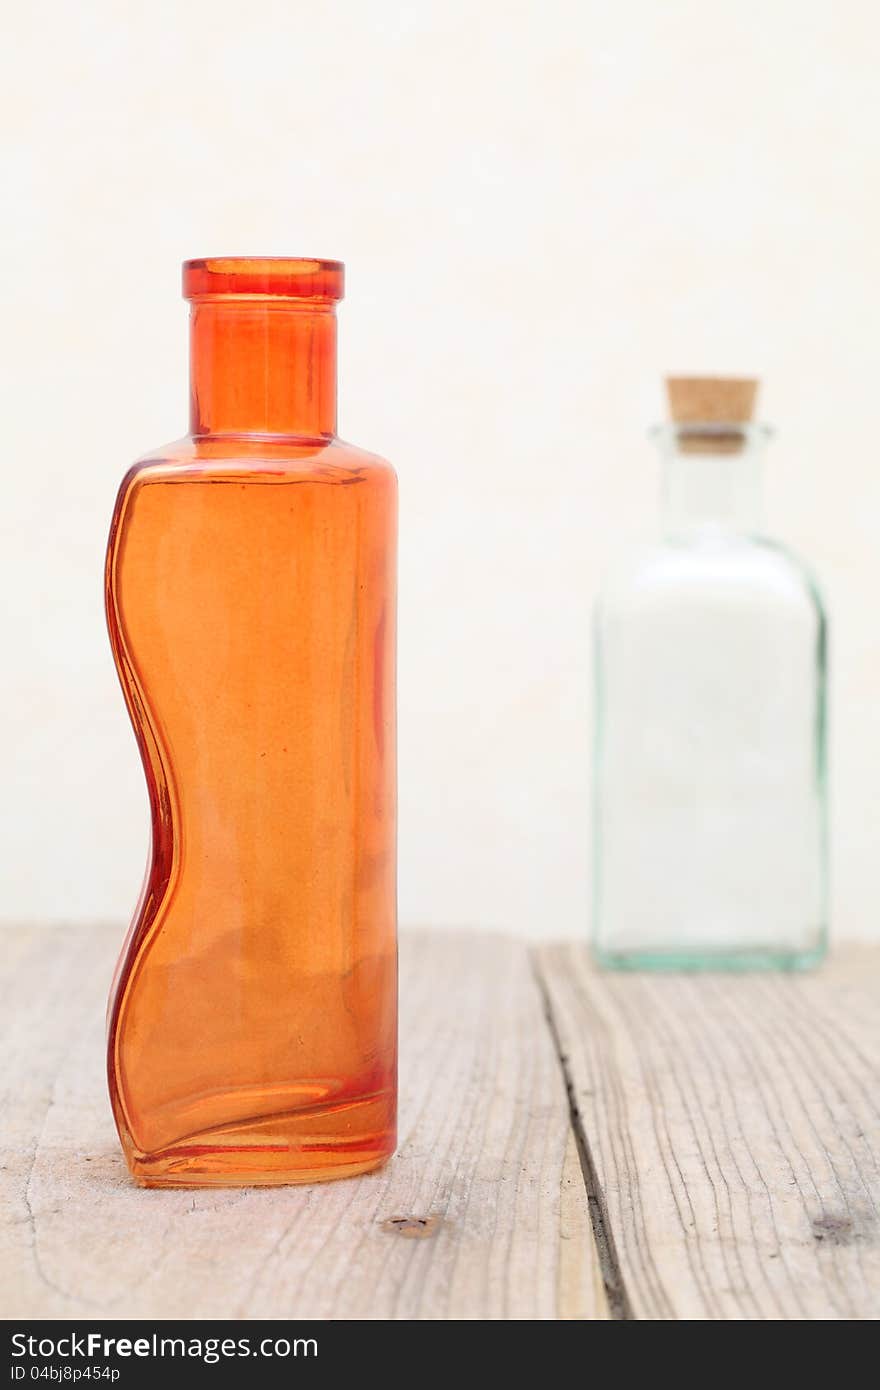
117 434 396 495
598 535 825 619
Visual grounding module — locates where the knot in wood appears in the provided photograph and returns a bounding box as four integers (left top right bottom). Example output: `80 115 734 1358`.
380 1215 441 1239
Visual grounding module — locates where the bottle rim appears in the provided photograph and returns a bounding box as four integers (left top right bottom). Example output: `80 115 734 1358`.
649 421 775 444
183 257 344 302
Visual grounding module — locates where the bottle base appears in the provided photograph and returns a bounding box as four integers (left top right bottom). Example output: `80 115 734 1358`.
127 1145 394 1189
125 1130 396 1188
116 1089 397 1188
592 941 827 973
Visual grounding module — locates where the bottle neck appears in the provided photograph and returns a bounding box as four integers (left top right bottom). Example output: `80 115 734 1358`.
659 429 766 539
188 300 337 439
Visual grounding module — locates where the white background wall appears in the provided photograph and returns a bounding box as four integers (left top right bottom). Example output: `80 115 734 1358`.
2 0 878 938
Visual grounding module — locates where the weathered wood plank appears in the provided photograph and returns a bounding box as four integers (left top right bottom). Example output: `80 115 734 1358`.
535 944 880 1320
0 926 605 1321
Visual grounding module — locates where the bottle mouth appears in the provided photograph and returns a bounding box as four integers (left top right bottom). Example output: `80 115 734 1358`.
183 257 344 303
650 421 774 448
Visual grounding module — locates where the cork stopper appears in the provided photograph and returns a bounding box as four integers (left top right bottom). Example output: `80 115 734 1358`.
665 376 758 453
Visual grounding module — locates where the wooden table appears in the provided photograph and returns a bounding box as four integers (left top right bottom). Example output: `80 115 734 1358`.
2 926 877 1320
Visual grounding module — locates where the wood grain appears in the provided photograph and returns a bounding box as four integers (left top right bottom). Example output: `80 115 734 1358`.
535 944 880 1320
0 926 605 1321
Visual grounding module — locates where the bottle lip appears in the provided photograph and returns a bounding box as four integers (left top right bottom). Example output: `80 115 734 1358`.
183 257 344 302
650 421 774 444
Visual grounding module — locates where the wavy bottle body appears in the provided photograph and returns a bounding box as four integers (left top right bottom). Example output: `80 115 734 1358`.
106 259 397 1186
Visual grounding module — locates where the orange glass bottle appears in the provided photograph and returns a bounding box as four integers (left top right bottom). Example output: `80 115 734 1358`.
105 258 397 1187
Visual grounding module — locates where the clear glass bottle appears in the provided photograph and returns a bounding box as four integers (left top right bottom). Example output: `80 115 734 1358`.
593 378 827 970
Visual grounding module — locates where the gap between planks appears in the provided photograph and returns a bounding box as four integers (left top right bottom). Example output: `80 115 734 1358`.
532 958 633 1320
